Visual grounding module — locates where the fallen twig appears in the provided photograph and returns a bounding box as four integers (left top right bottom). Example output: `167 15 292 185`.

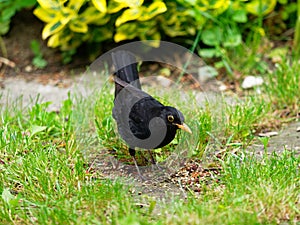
0 57 16 68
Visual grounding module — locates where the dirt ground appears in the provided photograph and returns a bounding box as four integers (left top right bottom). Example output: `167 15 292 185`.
1 9 88 77
0 9 91 110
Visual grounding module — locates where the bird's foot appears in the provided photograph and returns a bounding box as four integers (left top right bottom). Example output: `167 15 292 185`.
131 156 147 181
151 162 163 171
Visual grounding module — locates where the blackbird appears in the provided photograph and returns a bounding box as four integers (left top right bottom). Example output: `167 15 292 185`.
112 50 191 179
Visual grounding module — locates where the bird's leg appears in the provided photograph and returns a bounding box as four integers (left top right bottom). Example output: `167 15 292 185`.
148 150 163 171
148 150 156 165
129 148 145 181
139 151 150 165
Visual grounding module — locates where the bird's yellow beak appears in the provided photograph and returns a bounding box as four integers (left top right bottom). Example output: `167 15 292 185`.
174 123 192 134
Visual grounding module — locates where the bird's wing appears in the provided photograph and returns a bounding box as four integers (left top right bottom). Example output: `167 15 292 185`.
113 85 164 141
112 77 149 126
128 97 164 139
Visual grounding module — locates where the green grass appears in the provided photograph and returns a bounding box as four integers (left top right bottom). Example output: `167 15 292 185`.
159 151 300 225
0 56 299 224
0 96 140 224
265 60 300 117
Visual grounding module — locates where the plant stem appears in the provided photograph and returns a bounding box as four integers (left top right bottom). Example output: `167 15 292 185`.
0 36 8 76
176 29 202 84
293 0 300 59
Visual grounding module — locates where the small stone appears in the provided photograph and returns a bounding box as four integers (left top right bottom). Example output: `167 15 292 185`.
272 55 282 63
296 127 300 132
198 66 218 83
156 76 172 87
241 76 263 89
258 131 279 137
25 65 32 72
219 84 227 91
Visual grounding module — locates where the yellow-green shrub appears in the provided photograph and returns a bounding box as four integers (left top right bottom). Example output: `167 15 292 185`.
33 0 167 51
33 0 297 61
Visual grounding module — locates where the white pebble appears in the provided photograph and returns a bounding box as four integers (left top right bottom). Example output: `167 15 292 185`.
242 76 263 89
258 131 279 137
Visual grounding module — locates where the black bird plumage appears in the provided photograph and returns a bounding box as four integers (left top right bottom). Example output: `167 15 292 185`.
112 50 191 179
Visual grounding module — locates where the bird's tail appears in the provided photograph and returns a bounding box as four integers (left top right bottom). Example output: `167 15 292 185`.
111 50 141 97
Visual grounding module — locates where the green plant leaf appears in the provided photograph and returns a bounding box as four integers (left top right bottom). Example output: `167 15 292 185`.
107 0 127 13
33 57 48 68
115 8 142 27
1 7 16 21
62 49 76 64
56 33 73 50
42 18 69 39
197 0 230 15
91 27 113 42
223 33 242 47
33 7 57 23
0 20 10 35
140 33 161 47
199 48 218 58
267 47 288 59
17 0 36 8
47 32 60 47
30 39 48 68
80 7 109 25
30 125 48 137
201 28 221 46
69 20 88 33
30 40 41 56
117 0 143 8
138 1 167 21
114 23 138 42
37 0 61 10
278 0 287 3
246 0 276 15
68 0 85 12
232 10 247 23
92 0 107 13
178 0 197 5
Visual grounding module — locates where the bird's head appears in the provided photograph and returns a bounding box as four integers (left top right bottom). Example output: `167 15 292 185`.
161 106 192 134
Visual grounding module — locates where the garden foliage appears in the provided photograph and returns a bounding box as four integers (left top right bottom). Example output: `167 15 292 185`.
0 0 36 35
1 0 298 59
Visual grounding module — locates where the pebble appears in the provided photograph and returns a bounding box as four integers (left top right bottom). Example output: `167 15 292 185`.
156 76 172 87
297 127 300 132
241 76 263 89
25 65 33 72
141 76 173 88
219 84 228 91
198 66 218 83
258 131 279 137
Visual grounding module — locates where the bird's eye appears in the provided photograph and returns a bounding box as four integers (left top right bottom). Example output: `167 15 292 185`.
167 115 174 122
